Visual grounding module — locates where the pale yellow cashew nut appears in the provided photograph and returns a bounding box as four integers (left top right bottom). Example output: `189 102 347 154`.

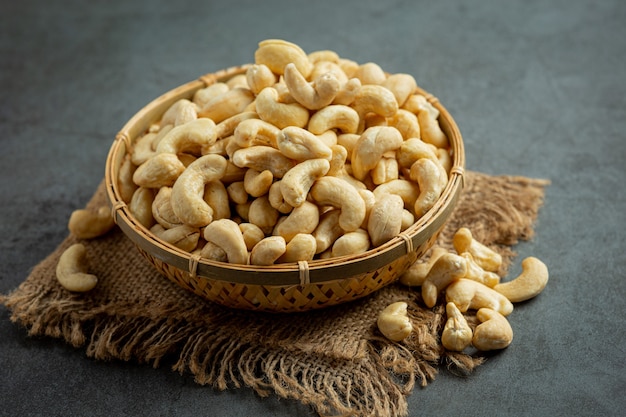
231 145 295 178
276 126 333 161
151 224 200 252
472 308 514 351
371 157 399 185
245 64 277 95
445 279 514 317
283 62 340 110
367 193 404 247
410 158 447 218
170 154 228 227
203 180 231 221
192 83 230 110
331 228 370 257
239 223 265 251
453 227 503 273
161 99 197 127
132 153 186 188
399 246 448 287
255 87 310 129
272 200 319 242
332 78 361 106
198 87 255 124
254 39 312 77
417 109 449 149
312 209 342 254
268 181 293 214
226 181 249 205
387 109 421 142
307 105 360 135
131 132 158 166
351 126 403 181
130 187 156 229
203 218 249 265
372 179 420 213
56 243 98 292
460 252 501 288
280 158 330 208
233 118 280 149
351 84 399 122
382 73 418 107
441 302 473 352
199 240 228 263
214 111 259 142
310 176 366 232
243 168 274 198
248 195 280 235
353 62 387 85
68 206 115 239
493 257 549 302
250 236 287 266
156 118 217 155
151 187 181 229
377 301 413 342
421 252 468 308
278 233 317 263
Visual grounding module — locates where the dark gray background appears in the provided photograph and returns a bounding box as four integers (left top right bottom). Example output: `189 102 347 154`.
1 0 624 416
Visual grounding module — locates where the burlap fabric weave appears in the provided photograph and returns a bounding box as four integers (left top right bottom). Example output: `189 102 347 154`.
1 171 549 417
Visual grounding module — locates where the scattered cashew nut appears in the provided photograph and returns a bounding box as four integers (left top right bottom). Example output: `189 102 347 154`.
472 308 514 351
493 257 549 302
68 206 115 239
203 218 249 265
56 243 98 292
453 227 503 273
421 252 467 308
441 302 473 352
445 278 514 317
377 301 413 342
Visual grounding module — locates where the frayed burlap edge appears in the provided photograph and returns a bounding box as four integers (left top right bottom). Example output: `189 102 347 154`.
1 171 550 417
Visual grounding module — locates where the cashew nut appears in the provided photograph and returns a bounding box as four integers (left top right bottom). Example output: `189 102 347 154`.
203 218 249 265
192 83 230 109
371 157 399 185
396 138 438 170
214 111 259 141
493 257 549 302
308 104 360 135
399 246 449 287
151 187 181 229
353 62 386 85
452 227 503 273
308 49 340 65
372 179 420 212
417 109 449 149
151 224 200 252
198 87 255 124
280 158 330 208
327 144 348 176
310 176 366 232
56 243 98 292
248 195 280 235
170 154 228 227
276 126 333 161
382 73 418 107
68 206 115 239
243 168 274 198
239 222 266 251
133 153 186 188
233 118 280 149
421 252 467 308
283 62 340 110
445 279 514 317
333 78 361 106
367 193 404 247
331 228 370 257
312 209 343 254
278 233 317 263
377 301 413 342
410 158 446 218
461 252 501 288
352 84 399 122
199 240 228 263
131 132 158 166
203 180 231 221
268 180 293 214
129 187 156 229
161 99 197 127
255 87 309 129
232 145 295 178
272 200 319 242
387 109 420 142
156 118 217 155
402 94 439 119
250 236 286 266
351 126 403 180
245 64 277 95
226 181 249 205
441 302 473 352
472 308 514 351
254 39 312 78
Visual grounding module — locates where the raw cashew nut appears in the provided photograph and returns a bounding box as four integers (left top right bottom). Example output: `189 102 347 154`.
272 201 319 242
331 228 370 257
472 308 514 351
382 73 418 107
245 64 277 95
199 240 228 263
68 206 115 239
372 179 420 212
353 62 387 85
198 88 255 124
441 302 473 352
402 94 439 119
170 154 228 227
243 169 274 198
268 181 294 214
203 218 249 265
255 87 310 129
387 110 420 143
254 39 312 77
399 246 448 287
232 145 295 178
377 301 413 342
192 83 229 110
130 187 156 228
250 236 287 266
280 158 330 207
233 118 280 148
421 252 467 308
248 195 280 234
367 193 404 247
276 126 333 161
239 223 265 251
333 78 361 106
56 243 98 292
445 279 514 317
203 180 231 220
151 224 200 252
452 227 503 273
417 109 449 149
308 105 360 135
278 233 317 263
396 138 438 169
352 84 399 120
410 158 446 218
351 126 403 180
461 252 501 288
133 153 186 188
310 176 366 232
493 257 549 302
151 187 181 229
284 62 340 110
371 157 399 185
156 118 217 155
118 154 138 203
312 209 342 254
214 111 259 141
160 99 197 127
131 132 158 165
226 181 249 205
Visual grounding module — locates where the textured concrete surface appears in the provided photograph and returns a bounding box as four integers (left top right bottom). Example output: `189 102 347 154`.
1 0 625 416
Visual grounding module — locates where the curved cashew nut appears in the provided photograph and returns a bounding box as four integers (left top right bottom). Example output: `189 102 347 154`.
151 224 200 252
399 246 448 287
203 219 249 265
382 73 418 107
284 62 340 110
280 158 330 207
377 301 413 342
199 240 228 263
351 126 403 180
410 158 447 218
203 180 231 221
276 126 333 161
333 78 361 106
327 144 348 176
130 187 156 229
396 138 438 169
254 39 312 77
56 243 98 292
268 180 293 214
452 227 503 273
170 154 228 227
245 64 277 95
308 105 360 135
402 94 440 119
243 168 274 198
353 62 387 85
352 84 399 120
255 87 310 129
421 252 467 308
308 50 340 65
156 118 217 155
331 228 370 257
445 279 514 317
472 308 514 351
372 179 420 212
417 109 449 149
273 201 319 242
278 233 317 263
226 181 249 205
192 83 230 109
239 222 265 251
250 236 287 266
310 176 366 232
493 257 549 302
198 87 255 124
161 99 197 127
233 118 280 148
387 109 420 142
133 153 186 188
367 193 404 247
248 195 280 235
131 132 158 166
151 187 181 229
371 157 399 185
461 252 501 288
441 302 473 352
401 209 415 231
68 206 115 239
312 209 342 254
214 111 259 141
232 145 295 178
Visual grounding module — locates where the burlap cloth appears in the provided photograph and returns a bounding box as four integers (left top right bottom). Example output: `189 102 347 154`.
1 171 549 417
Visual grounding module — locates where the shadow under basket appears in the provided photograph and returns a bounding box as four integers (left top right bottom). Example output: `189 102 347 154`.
104 65 466 313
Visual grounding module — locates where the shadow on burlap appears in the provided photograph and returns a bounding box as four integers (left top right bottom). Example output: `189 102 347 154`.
1 171 549 417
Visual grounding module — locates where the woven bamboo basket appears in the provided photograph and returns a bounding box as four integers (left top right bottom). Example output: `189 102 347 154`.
104 65 465 313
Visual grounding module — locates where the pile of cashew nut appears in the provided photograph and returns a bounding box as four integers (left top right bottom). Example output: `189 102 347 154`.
110 39 454 267
377 227 549 351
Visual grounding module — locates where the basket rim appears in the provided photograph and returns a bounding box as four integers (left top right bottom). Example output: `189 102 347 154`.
104 65 465 286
